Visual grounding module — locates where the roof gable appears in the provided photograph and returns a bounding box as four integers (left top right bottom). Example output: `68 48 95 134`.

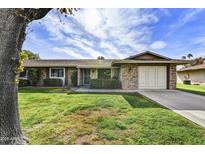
126 51 171 60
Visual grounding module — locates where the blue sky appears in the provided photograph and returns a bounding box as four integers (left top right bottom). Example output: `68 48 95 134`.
23 8 205 59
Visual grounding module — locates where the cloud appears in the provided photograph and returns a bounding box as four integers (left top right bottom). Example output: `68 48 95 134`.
191 36 205 46
100 41 127 58
25 9 172 59
24 32 51 49
23 8 205 60
52 47 86 59
35 9 161 58
150 41 167 49
169 9 204 31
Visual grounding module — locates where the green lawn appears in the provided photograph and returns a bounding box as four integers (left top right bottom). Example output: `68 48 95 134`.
19 88 205 145
177 83 205 96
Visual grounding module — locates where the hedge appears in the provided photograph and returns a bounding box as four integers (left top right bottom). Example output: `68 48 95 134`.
90 79 121 89
27 68 40 86
43 78 63 87
19 79 30 87
183 80 191 85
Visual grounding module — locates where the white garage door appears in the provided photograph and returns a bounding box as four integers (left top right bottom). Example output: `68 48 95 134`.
138 66 167 89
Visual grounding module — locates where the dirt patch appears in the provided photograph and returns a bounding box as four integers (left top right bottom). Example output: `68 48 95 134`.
75 133 103 145
61 108 120 144
22 123 44 133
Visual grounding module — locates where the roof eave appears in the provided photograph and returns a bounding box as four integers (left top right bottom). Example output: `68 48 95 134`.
112 60 191 65
23 65 77 67
178 68 205 72
76 66 119 68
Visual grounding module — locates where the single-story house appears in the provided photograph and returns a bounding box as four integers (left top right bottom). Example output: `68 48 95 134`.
20 51 189 90
177 64 205 85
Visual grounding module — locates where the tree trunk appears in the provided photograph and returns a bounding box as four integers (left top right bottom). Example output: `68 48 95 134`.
0 8 27 145
0 8 57 145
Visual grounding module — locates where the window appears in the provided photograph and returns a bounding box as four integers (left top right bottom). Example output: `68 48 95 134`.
98 69 111 79
50 68 65 78
111 68 120 79
19 70 28 79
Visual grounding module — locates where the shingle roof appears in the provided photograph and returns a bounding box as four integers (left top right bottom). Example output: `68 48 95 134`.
23 51 191 68
178 64 205 72
23 59 115 68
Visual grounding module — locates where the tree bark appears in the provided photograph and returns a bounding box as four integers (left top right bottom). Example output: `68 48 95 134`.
0 8 51 145
0 8 27 144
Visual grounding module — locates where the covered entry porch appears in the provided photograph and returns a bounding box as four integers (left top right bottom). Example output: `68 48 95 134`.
77 67 120 87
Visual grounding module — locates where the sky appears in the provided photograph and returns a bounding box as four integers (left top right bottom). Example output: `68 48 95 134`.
23 8 205 59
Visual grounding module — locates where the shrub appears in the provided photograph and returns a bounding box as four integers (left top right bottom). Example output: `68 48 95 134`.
90 79 102 89
43 78 63 87
90 79 121 89
19 79 30 87
183 80 191 85
27 68 40 86
17 68 40 87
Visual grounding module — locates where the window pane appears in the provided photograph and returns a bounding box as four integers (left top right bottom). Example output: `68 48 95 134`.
51 69 64 77
19 70 27 78
98 69 111 79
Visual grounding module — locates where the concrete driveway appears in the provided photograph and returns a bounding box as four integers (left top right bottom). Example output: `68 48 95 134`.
137 90 205 128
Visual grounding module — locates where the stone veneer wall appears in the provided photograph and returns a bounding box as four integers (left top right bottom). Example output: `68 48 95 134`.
120 64 177 90
169 64 176 89
120 64 138 90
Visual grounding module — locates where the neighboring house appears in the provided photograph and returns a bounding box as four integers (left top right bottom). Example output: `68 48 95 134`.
177 64 205 85
21 51 188 90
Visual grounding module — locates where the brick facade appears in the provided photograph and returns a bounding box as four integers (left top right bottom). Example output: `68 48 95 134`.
120 64 138 90
169 64 176 90
36 67 78 87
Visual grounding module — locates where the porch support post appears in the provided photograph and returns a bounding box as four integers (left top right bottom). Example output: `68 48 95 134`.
77 68 80 86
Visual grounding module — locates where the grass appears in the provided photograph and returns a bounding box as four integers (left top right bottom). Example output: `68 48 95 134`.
19 87 205 144
177 83 205 96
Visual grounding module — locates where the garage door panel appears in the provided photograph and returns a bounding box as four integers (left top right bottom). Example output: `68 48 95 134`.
156 66 167 89
147 68 156 88
138 67 146 88
138 66 167 89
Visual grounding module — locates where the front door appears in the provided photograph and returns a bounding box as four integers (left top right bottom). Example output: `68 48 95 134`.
83 69 91 85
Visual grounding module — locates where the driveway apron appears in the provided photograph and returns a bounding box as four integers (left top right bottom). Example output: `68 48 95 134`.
138 90 205 128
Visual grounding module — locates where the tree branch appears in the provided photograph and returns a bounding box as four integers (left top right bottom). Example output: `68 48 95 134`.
25 8 52 21
14 8 52 22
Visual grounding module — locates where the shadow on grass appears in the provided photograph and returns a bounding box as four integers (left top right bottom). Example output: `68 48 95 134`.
19 87 165 109
177 88 205 96
19 87 67 93
67 91 164 109
122 93 164 109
